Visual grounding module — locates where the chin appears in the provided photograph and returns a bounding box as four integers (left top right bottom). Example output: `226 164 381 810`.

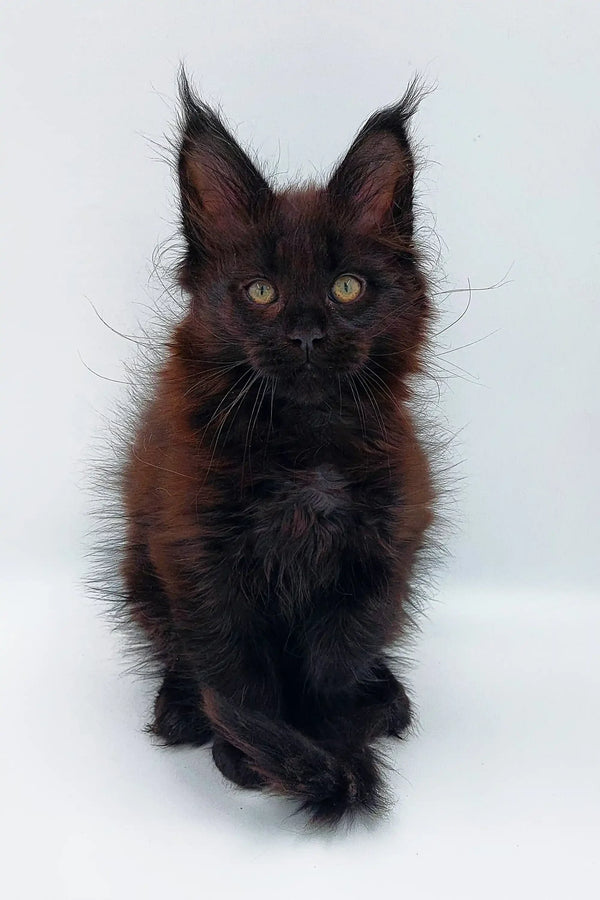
276 367 333 405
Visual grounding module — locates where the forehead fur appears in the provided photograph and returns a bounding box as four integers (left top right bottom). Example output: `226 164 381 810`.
256 185 334 277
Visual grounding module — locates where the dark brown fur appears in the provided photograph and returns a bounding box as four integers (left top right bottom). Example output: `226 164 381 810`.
114 72 437 826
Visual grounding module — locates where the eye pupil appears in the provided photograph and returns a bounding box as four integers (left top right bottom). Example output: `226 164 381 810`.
331 274 363 303
247 280 276 304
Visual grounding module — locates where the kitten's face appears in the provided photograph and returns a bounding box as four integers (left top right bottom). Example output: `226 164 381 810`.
177 78 428 405
203 193 421 403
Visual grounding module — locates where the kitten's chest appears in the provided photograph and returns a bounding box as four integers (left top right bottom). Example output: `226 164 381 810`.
252 463 350 530
248 464 344 556
279 463 350 513
245 462 392 570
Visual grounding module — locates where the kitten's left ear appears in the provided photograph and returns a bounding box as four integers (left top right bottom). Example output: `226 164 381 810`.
327 81 423 238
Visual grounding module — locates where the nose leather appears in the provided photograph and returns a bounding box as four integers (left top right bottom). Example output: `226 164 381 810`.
288 327 325 355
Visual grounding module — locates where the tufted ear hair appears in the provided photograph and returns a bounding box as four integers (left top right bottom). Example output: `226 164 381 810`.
177 70 273 279
327 80 424 239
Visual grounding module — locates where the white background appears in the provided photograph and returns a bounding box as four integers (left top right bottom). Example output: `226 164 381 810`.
1 2 599 898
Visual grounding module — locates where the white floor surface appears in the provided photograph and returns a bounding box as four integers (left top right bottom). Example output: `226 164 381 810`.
2 573 598 899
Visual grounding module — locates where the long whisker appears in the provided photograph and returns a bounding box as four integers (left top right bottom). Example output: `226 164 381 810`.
362 362 403 409
436 329 500 357
242 374 269 483
78 351 129 385
181 360 248 399
432 278 473 340
264 376 277 454
356 370 389 439
431 265 513 299
355 370 393 481
85 297 156 347
200 371 259 487
370 270 509 361
345 373 367 440
201 368 255 433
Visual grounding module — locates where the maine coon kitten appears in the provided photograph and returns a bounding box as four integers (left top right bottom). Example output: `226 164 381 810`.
117 73 435 826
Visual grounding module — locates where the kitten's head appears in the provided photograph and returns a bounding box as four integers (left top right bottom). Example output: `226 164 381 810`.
176 74 430 405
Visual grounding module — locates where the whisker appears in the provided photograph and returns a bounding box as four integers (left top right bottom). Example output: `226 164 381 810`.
431 265 513 299
201 368 256 433
436 329 500 357
355 370 389 443
345 373 367 440
362 362 400 407
200 371 259 486
432 278 473 340
181 360 248 399
85 297 156 347
78 351 129 385
242 374 269 483
265 376 277 453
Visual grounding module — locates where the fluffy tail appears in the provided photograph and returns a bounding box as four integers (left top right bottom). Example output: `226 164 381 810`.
202 688 387 826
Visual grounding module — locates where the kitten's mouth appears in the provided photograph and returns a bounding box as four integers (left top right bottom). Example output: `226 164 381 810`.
294 360 323 378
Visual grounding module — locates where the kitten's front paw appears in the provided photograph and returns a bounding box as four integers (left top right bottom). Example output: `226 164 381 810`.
364 663 413 738
212 738 265 789
151 671 212 747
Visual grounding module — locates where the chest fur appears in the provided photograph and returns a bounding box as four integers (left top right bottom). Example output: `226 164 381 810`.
244 464 394 608
250 462 348 538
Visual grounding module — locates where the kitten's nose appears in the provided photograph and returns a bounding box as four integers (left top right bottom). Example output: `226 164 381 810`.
288 327 325 357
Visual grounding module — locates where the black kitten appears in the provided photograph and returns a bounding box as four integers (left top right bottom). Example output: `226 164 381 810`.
116 72 435 826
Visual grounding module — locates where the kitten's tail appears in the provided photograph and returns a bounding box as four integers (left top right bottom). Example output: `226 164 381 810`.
202 688 387 827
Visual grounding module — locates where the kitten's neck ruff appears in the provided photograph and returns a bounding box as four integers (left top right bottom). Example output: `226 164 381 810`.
249 384 396 473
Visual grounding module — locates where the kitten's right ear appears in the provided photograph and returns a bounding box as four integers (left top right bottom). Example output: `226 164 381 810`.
177 71 273 275
327 79 425 239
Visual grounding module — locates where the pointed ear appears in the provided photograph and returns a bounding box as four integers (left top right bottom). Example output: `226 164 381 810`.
327 82 423 238
177 72 273 271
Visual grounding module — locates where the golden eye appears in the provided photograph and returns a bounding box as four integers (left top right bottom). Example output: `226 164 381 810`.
246 280 277 305
330 274 364 303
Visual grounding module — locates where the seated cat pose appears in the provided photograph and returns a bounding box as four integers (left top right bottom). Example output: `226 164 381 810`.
117 73 435 825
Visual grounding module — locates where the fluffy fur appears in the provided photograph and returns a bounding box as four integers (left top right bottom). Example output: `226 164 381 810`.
99 71 441 827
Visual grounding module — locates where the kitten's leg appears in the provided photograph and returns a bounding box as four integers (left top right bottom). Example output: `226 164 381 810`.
298 560 412 745
122 538 211 745
145 559 284 784
144 544 385 818
152 669 212 747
